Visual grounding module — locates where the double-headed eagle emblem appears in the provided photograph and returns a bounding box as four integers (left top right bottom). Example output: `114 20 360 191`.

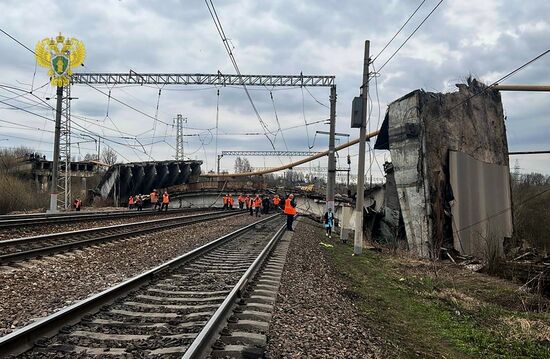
35 32 86 87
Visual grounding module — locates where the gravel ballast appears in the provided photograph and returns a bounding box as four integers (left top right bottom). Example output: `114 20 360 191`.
266 218 381 358
0 212 259 336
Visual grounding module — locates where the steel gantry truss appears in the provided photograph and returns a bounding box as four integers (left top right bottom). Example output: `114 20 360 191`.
69 70 337 211
71 71 335 87
221 150 322 157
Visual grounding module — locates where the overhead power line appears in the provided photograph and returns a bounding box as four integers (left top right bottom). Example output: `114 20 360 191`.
372 0 427 62
0 28 36 55
377 0 445 73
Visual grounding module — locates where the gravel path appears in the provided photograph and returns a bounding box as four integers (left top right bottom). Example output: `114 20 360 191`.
0 212 259 336
267 218 381 358
0 210 212 241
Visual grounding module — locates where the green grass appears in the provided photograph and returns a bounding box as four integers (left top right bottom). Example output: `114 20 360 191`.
323 235 550 359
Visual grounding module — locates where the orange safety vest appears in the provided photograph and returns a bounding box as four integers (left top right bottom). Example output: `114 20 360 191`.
128 196 134 205
245 197 251 207
273 197 280 206
223 195 228 204
284 198 297 215
238 195 245 203
228 196 234 205
162 193 170 204
150 192 158 203
253 197 262 208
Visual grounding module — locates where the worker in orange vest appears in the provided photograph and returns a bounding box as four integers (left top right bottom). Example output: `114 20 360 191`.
222 194 228 210
284 194 297 231
74 198 82 211
161 191 170 211
237 194 245 210
128 195 134 210
248 195 254 216
245 194 251 211
150 190 158 210
272 195 280 212
253 194 262 217
228 194 234 209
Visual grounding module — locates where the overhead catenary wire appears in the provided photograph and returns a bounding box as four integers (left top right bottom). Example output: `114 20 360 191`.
0 85 151 159
0 97 148 161
205 0 278 153
0 30 169 161
269 90 292 162
147 88 163 160
301 86 313 150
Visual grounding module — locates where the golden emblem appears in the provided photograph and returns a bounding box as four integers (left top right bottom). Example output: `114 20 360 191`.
35 32 86 87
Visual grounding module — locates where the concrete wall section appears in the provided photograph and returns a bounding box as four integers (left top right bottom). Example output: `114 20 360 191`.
421 79 510 257
388 92 431 257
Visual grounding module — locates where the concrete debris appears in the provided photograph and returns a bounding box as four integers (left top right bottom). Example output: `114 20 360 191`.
93 160 202 204
373 78 512 259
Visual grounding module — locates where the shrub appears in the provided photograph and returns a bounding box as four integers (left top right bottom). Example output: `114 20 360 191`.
0 173 48 214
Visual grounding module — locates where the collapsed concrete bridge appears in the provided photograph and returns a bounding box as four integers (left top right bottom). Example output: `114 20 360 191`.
94 160 202 205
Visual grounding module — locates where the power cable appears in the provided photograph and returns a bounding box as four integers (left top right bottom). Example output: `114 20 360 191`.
2 83 144 139
371 63 383 131
205 0 277 151
269 91 292 162
377 0 445 74
303 86 330 109
215 88 220 170
372 0 427 62
301 87 313 149
0 28 36 55
148 88 163 160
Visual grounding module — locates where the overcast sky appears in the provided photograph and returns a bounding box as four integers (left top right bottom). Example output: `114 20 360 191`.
0 0 549 178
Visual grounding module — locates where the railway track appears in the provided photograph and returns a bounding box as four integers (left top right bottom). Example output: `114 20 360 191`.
0 207 212 230
0 214 286 358
0 211 242 264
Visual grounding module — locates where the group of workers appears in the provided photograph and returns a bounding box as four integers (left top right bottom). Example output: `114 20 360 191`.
222 193 297 231
126 189 329 235
128 190 170 211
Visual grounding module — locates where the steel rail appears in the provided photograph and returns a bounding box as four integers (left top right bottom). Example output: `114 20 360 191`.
0 214 282 357
0 207 213 229
182 219 286 358
0 211 242 263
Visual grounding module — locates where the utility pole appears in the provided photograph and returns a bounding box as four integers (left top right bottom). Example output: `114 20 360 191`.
97 136 101 161
353 40 370 256
48 86 63 213
326 85 337 212
217 154 223 174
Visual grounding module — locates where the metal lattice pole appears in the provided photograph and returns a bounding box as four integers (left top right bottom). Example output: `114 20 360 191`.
58 85 72 210
175 114 186 160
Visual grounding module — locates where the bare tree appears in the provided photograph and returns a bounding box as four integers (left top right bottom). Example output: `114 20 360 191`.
101 147 118 165
234 157 252 173
83 153 98 161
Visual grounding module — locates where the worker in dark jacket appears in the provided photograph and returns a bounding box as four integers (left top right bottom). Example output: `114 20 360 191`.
262 196 270 214
283 194 297 231
324 207 335 238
